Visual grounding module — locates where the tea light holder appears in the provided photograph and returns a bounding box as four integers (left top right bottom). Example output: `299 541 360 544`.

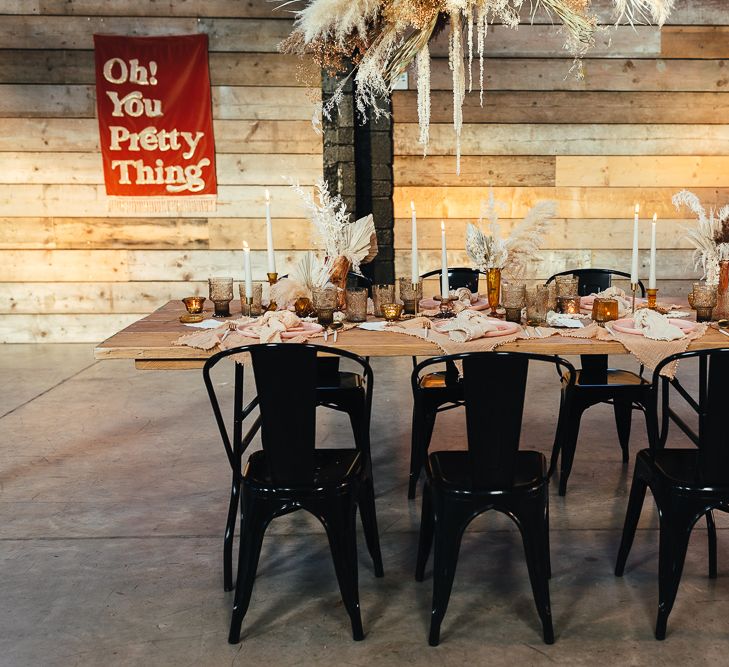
646 288 658 310
294 296 314 317
591 297 619 326
557 295 581 315
182 296 205 314
381 303 403 322
266 272 279 311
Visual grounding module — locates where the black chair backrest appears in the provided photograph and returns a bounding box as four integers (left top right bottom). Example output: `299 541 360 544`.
203 343 374 485
421 267 480 293
413 351 575 490
654 348 729 486
546 269 646 297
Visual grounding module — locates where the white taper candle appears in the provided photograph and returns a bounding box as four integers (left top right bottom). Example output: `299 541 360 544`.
243 241 253 298
630 203 640 285
440 221 449 298
265 189 276 274
411 201 418 284
649 213 657 289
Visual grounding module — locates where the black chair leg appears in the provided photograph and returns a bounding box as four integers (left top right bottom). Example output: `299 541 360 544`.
615 467 648 576
655 504 696 640
223 472 240 592
358 478 385 577
707 510 718 580
613 400 633 463
409 407 436 500
428 496 467 646
415 481 435 582
548 392 566 478
229 494 269 644
514 491 554 645
558 399 584 497
544 498 552 580
322 495 365 641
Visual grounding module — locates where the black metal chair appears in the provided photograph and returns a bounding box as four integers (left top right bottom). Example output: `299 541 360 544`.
615 348 729 640
204 343 384 644
407 267 483 499
547 269 649 496
420 267 481 294
414 351 576 646
546 268 645 298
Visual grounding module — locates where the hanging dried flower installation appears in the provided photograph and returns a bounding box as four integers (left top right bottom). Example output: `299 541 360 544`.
281 0 674 172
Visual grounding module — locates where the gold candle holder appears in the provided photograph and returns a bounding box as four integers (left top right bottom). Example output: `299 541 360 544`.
182 296 206 314
591 297 619 326
630 282 639 314
381 303 403 322
647 288 658 310
266 272 278 311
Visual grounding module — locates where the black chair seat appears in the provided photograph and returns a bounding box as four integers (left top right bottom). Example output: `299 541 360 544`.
572 368 649 388
419 371 461 391
244 449 362 491
429 450 546 491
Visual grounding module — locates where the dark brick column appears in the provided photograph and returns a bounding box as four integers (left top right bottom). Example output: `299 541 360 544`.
322 69 394 283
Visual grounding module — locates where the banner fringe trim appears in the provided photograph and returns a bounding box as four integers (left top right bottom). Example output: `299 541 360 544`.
107 196 217 213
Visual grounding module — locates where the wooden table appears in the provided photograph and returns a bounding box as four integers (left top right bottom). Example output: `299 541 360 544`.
94 300 729 370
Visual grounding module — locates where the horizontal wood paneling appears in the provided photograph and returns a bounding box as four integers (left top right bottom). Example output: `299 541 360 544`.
0 50 319 86
0 118 321 153
395 124 729 156
0 153 322 185
0 2 325 341
393 91 729 125
0 84 320 119
395 187 729 219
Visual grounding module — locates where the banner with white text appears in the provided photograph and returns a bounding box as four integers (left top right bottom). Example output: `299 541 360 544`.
93 33 217 212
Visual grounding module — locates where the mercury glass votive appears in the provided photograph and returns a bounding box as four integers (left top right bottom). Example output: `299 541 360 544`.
692 282 717 322
526 285 549 325
372 284 395 317
182 296 205 314
345 287 368 322
294 296 314 317
558 295 581 315
208 277 234 317
238 282 263 316
399 277 423 315
381 303 403 322
591 297 619 326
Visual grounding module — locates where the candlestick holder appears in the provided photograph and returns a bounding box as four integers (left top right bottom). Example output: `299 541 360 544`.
646 288 658 310
630 282 639 314
399 277 423 316
434 295 456 318
266 272 279 311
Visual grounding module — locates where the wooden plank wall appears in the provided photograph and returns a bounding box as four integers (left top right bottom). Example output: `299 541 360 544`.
0 0 323 342
393 0 729 296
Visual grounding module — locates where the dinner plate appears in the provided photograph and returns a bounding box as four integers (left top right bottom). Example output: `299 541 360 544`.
419 296 490 311
235 321 324 339
611 317 697 336
432 318 521 337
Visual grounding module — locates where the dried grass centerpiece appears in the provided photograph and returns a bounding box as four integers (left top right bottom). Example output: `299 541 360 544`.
465 191 556 279
281 0 674 172
271 179 378 310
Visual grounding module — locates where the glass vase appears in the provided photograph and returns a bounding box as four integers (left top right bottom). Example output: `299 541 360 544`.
486 268 501 317
714 260 729 320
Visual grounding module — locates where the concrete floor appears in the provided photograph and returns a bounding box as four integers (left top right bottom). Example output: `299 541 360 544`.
1 344 727 666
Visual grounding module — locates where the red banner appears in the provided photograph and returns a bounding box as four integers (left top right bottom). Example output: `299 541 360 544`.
93 33 217 212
